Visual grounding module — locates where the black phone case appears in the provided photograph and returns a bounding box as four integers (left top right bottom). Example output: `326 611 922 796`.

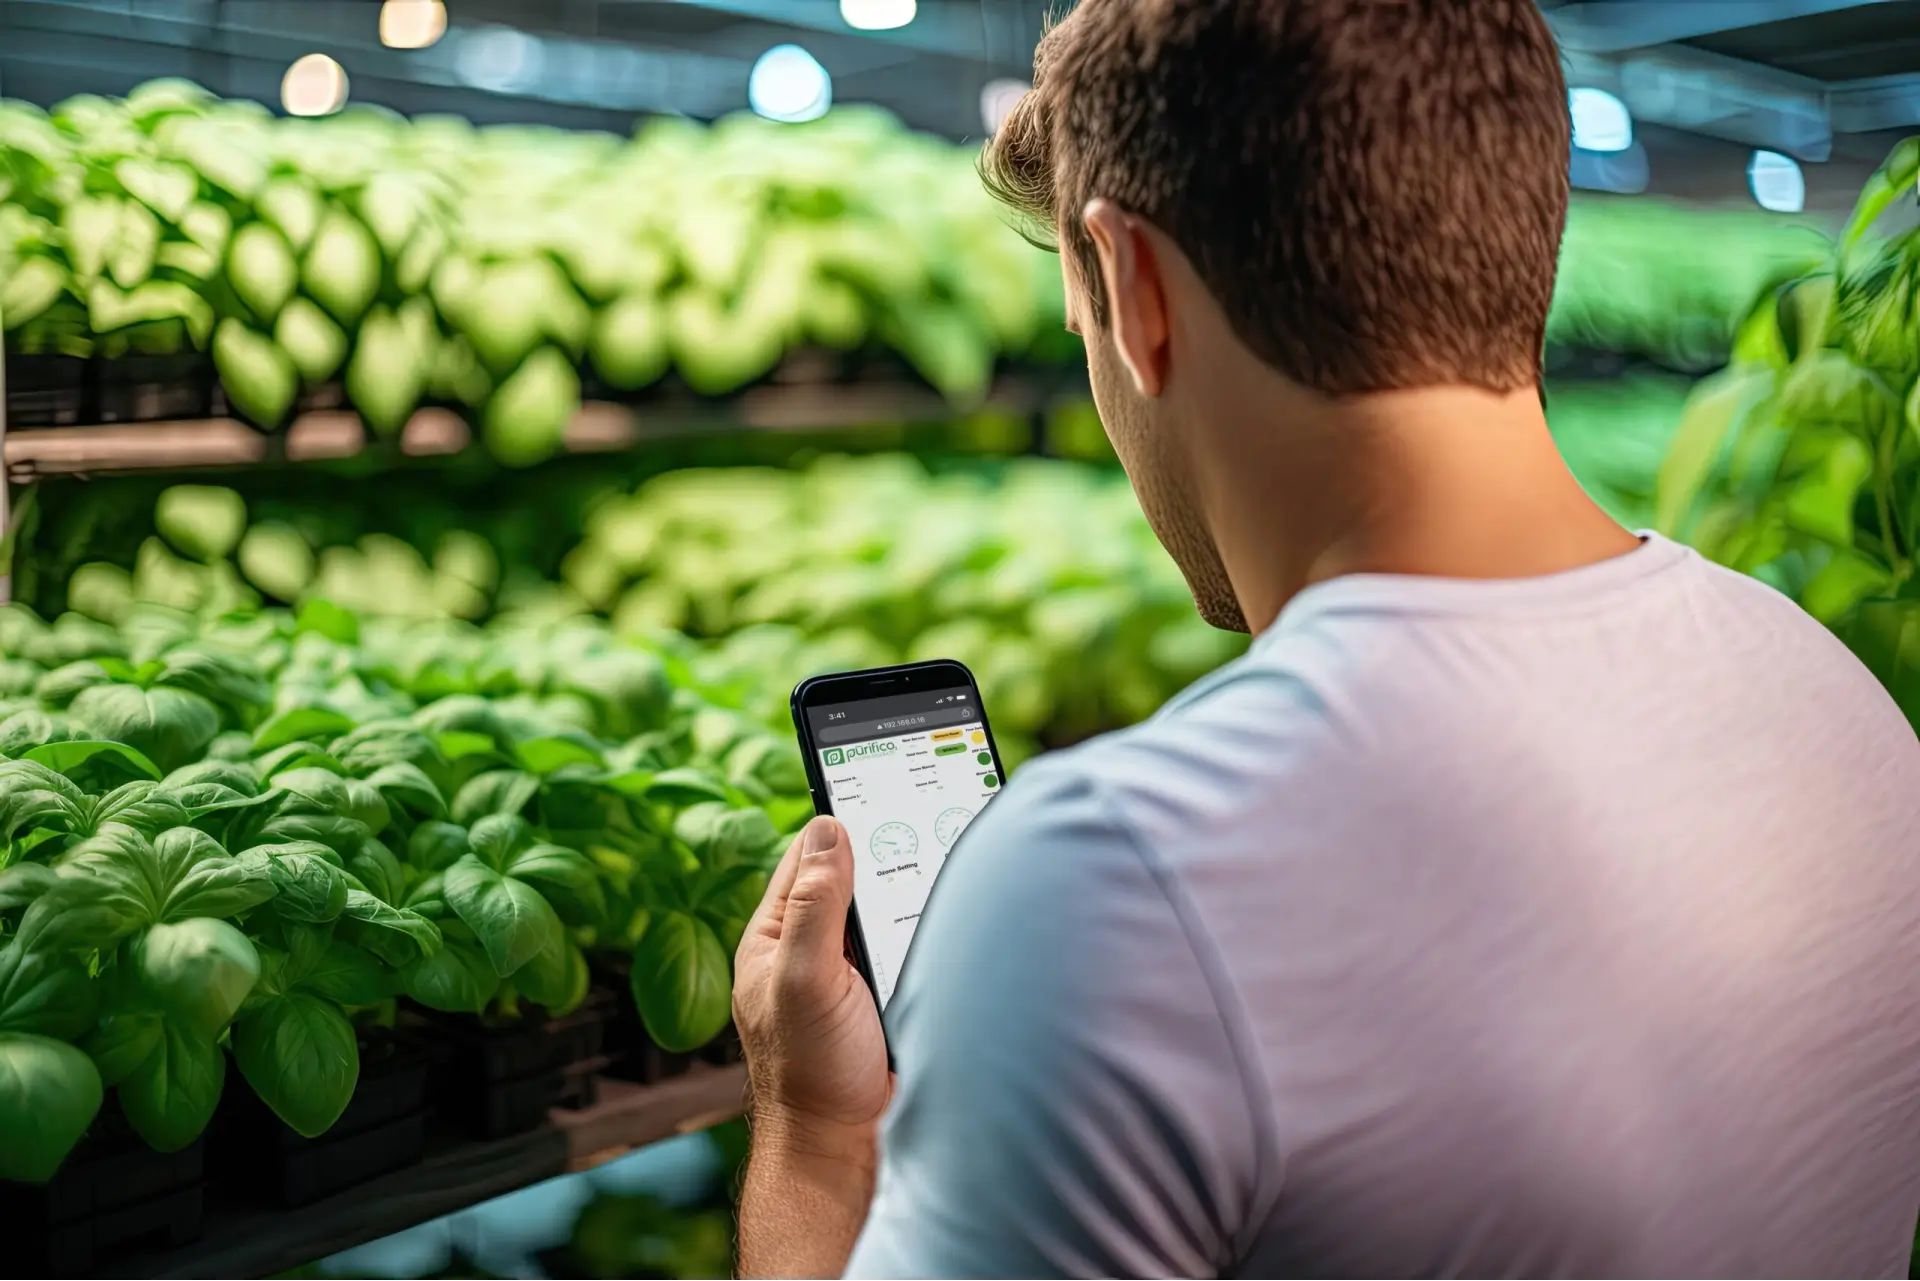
791 659 1007 1069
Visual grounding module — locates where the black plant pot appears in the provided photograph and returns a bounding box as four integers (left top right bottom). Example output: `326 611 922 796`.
411 989 619 1140
0 1103 205 1275
209 1027 433 1208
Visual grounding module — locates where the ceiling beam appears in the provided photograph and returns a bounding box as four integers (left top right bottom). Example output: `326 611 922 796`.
1830 72 1920 132
632 1 1038 67
1563 45 1832 161
1546 0 1903 56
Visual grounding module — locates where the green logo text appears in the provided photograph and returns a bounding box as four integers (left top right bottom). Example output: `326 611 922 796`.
823 741 896 767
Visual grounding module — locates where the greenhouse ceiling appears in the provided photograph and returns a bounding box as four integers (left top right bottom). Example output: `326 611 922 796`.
0 0 1918 193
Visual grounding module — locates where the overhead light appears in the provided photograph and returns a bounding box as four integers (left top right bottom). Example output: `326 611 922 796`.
282 54 349 117
1569 87 1632 153
456 26 544 93
980 78 1029 134
1749 150 1806 213
749 45 832 123
841 0 916 30
380 0 447 50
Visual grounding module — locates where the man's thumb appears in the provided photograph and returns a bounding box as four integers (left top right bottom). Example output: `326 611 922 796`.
780 815 854 961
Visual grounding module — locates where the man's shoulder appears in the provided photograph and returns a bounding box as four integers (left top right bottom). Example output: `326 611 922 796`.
1002 639 1339 860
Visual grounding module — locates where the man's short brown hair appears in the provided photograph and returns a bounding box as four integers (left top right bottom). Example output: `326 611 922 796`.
983 0 1571 394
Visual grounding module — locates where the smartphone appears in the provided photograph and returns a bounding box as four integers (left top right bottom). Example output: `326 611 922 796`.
792 660 1007 1027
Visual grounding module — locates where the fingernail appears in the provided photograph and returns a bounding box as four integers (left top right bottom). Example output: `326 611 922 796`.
802 815 837 854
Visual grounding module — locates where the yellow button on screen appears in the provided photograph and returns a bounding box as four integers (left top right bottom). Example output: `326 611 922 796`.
931 729 963 742
969 730 986 745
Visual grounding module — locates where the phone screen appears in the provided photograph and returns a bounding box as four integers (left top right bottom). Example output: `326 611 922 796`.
804 684 1003 1009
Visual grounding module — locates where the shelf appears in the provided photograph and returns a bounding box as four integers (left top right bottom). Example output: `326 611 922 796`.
1 360 1088 484
101 1063 746 1281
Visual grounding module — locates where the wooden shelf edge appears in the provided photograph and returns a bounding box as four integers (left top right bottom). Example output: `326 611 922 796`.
2 371 1080 481
555 1063 747 1172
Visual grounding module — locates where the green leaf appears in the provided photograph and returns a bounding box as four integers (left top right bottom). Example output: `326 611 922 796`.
339 889 442 965
515 937 588 1016
644 768 730 807
443 853 562 977
295 597 359 645
273 766 390 835
24 738 163 781
1656 365 1772 537
33 660 112 708
400 936 498 1014
159 843 276 921
261 845 349 922
153 647 270 717
250 812 371 861
84 1007 163 1087
676 804 781 867
1842 598 1920 729
450 769 539 825
505 842 606 927
0 936 98 1040
253 740 345 779
69 682 219 773
410 695 512 753
364 760 446 820
514 735 605 777
1802 551 1897 625
233 992 359 1139
119 1020 225 1152
347 837 404 904
566 651 671 739
405 820 469 872
128 919 260 1038
630 910 732 1053
254 705 356 752
467 812 533 869
0 707 73 757
297 940 393 1006
0 1032 103 1182
92 779 193 836
435 730 499 762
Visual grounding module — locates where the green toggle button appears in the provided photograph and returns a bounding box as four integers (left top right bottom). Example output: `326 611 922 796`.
935 742 966 756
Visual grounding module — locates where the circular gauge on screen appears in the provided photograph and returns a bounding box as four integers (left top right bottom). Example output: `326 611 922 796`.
935 807 975 848
870 821 918 862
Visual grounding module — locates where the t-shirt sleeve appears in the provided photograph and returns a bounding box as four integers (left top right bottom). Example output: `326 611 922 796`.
842 753 1270 1279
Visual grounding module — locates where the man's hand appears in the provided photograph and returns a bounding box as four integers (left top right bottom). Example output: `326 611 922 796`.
734 815 892 1278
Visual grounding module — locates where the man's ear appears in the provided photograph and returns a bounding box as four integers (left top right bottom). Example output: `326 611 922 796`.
1082 199 1170 398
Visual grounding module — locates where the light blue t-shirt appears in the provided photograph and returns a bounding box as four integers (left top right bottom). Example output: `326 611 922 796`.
845 535 1920 1278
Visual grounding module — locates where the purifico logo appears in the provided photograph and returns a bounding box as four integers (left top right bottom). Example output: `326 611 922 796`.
823 741 896 767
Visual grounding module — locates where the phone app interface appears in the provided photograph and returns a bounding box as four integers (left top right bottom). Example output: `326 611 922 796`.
808 687 1001 1009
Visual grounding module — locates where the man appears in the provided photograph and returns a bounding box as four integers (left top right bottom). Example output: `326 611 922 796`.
732 0 1920 1275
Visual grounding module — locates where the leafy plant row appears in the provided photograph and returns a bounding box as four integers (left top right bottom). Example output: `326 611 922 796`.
1658 138 1920 729
0 600 809 1183
39 456 1252 759
0 80 1071 466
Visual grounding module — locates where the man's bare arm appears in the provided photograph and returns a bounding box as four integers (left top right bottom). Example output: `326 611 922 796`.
736 1107 877 1278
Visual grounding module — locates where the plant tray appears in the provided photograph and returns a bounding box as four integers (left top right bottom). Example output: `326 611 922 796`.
268 1112 429 1210
3 1131 206 1276
211 1029 434 1208
413 991 620 1139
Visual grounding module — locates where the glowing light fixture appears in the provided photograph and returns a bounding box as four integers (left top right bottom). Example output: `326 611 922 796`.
749 44 831 123
282 54 349 117
981 78 1030 134
841 0 916 30
1749 150 1806 213
380 0 447 50
1569 87 1632 153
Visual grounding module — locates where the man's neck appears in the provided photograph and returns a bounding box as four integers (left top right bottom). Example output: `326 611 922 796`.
1198 384 1642 635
